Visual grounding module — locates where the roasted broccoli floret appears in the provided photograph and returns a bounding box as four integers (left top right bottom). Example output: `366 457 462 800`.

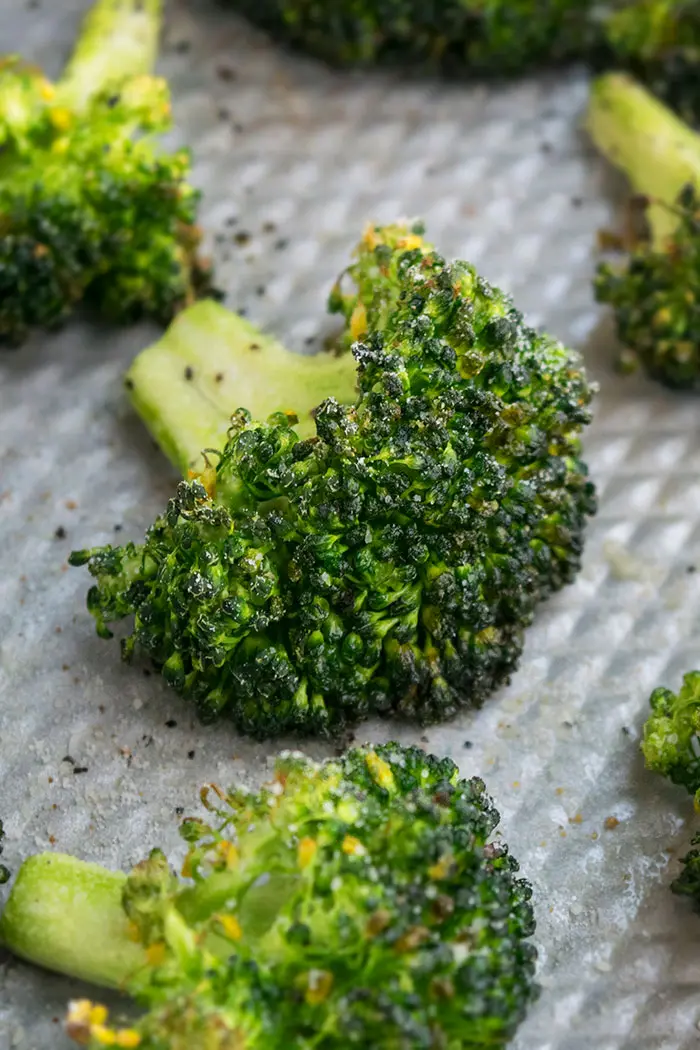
0 0 213 347
230 0 590 75
0 743 539 1049
228 0 700 118
69 222 596 738
0 820 9 885
588 72 700 389
642 670 700 801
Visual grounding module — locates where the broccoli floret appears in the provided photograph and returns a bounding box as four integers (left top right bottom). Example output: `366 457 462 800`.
0 0 213 347
70 222 596 738
0 743 539 1048
0 820 9 885
642 671 700 801
587 72 700 389
231 0 590 74
228 0 700 118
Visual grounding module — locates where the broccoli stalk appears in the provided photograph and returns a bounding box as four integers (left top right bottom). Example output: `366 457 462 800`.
0 853 145 987
0 744 539 1049
587 72 700 388
125 299 359 477
57 0 163 111
0 0 213 346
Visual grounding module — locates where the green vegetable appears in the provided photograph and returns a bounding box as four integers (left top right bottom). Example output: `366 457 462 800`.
70 221 596 738
0 743 539 1049
672 832 700 909
228 0 700 118
0 0 213 347
588 72 700 389
642 670 700 802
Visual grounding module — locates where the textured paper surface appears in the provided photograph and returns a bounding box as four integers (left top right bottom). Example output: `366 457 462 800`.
2 3 700 1047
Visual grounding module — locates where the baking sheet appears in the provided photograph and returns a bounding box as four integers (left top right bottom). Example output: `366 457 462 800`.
2 2 700 1047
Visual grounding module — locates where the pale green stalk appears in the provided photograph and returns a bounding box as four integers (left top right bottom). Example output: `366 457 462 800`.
586 73 700 249
125 300 359 477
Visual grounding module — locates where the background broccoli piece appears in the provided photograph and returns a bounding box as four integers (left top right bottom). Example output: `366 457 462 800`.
69 222 596 738
587 72 700 389
226 0 700 119
672 832 700 909
0 0 213 347
0 743 539 1049
642 671 700 800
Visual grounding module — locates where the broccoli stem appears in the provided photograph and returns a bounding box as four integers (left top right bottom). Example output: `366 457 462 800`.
587 73 700 250
58 0 163 111
126 299 359 476
0 853 145 989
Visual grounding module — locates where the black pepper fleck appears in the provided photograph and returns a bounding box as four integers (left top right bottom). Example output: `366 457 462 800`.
62 755 75 765
124 378 134 390
217 65 237 81
54 526 67 540
688 565 697 574
215 372 224 383
73 766 89 775
463 740 473 749
187 750 195 759
113 523 123 532
234 231 251 246
165 719 177 728
184 366 194 380
175 806 184 816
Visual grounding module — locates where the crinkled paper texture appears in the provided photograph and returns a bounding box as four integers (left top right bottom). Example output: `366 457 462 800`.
1 3 699 1048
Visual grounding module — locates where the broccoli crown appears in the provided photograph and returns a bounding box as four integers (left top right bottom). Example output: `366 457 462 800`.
0 67 212 346
671 831 700 908
594 183 700 389
66 743 538 1049
642 670 700 798
0 820 8 885
70 222 596 737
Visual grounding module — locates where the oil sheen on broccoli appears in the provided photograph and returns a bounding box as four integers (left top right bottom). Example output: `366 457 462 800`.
0 0 212 346
70 222 596 738
0 743 539 1049
588 72 700 389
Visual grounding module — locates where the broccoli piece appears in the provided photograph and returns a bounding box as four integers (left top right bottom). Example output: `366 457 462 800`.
0 820 9 885
229 0 591 74
642 670 700 801
228 0 700 118
0 0 213 347
69 221 596 738
0 743 539 1048
587 72 700 389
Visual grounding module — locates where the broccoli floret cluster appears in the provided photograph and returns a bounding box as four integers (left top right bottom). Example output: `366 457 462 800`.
70 222 596 738
0 0 213 346
229 0 700 120
642 670 700 801
672 832 700 909
1 744 539 1048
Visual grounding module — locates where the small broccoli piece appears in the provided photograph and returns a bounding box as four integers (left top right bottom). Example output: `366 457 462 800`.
587 72 700 389
69 221 596 737
0 743 539 1048
0 820 9 885
0 0 213 347
642 671 700 801
230 0 591 74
